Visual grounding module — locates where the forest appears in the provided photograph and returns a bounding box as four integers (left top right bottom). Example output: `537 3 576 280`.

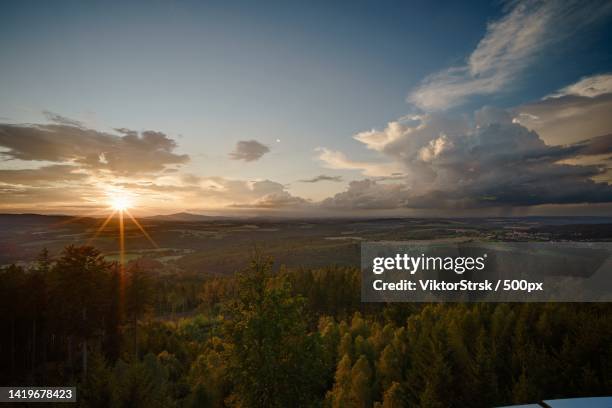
1 245 611 407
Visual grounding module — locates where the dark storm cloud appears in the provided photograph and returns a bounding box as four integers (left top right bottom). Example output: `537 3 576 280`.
298 174 343 183
563 134 612 157
231 192 310 209
321 179 409 210
513 75 612 145
0 121 189 174
229 140 270 162
322 110 612 210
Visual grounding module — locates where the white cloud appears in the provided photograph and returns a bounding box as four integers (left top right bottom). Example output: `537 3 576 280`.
316 147 403 177
108 176 309 210
547 74 612 98
408 0 612 111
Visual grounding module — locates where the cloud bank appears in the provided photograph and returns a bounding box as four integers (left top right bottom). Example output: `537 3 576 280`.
0 117 299 213
514 74 612 145
0 123 189 174
321 93 612 210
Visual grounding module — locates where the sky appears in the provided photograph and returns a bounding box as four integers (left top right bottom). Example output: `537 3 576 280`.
1 0 612 216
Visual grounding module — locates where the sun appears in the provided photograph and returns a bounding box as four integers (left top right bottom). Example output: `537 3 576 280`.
110 195 132 211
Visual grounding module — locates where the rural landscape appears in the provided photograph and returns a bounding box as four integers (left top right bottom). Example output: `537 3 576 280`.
2 0 612 406
1 213 611 406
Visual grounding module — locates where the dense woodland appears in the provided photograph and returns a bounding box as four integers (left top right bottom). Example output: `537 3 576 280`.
1 245 611 407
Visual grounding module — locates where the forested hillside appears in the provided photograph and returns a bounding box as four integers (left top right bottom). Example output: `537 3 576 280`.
1 245 610 407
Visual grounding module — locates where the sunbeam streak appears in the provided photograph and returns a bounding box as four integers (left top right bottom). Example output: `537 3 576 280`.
87 210 116 245
119 210 125 270
125 209 159 248
87 192 158 271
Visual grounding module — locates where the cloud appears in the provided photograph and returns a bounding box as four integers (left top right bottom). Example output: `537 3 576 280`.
408 0 612 111
0 185 96 210
322 110 612 210
298 174 343 183
231 191 310 209
316 147 403 177
0 115 193 212
321 179 409 210
0 164 87 186
547 74 612 98
113 175 309 210
0 121 189 174
43 111 85 127
218 179 308 208
514 74 612 145
229 140 270 162
0 114 314 213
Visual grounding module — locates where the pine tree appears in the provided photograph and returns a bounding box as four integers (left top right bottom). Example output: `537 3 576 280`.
338 332 353 361
377 344 402 392
349 355 373 408
382 382 404 408
329 354 352 408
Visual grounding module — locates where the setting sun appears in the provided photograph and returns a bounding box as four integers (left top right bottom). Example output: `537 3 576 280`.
110 195 132 211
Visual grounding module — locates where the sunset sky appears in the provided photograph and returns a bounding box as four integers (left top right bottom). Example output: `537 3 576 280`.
1 0 612 216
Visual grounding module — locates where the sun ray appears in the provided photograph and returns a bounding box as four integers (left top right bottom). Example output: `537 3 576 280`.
119 209 125 270
86 210 116 245
84 191 158 272
52 208 109 228
125 209 159 248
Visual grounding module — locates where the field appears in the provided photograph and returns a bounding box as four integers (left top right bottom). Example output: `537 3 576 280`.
2 214 612 406
3 213 612 275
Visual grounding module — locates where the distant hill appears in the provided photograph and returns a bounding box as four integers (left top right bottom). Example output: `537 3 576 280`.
144 212 226 222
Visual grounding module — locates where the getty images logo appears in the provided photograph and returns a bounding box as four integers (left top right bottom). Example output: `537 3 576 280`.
372 253 488 275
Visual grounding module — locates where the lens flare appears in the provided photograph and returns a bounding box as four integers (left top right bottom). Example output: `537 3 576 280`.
87 191 156 269
110 196 132 211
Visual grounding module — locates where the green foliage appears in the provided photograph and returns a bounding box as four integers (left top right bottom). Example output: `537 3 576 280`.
1 245 612 407
48 245 113 341
111 354 172 408
125 264 154 323
223 254 326 407
80 352 173 408
188 348 228 408
80 351 113 408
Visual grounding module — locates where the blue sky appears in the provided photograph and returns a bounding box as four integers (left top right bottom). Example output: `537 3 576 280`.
1 0 612 215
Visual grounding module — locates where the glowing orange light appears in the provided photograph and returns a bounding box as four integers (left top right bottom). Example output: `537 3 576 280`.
110 195 132 211
85 191 157 266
